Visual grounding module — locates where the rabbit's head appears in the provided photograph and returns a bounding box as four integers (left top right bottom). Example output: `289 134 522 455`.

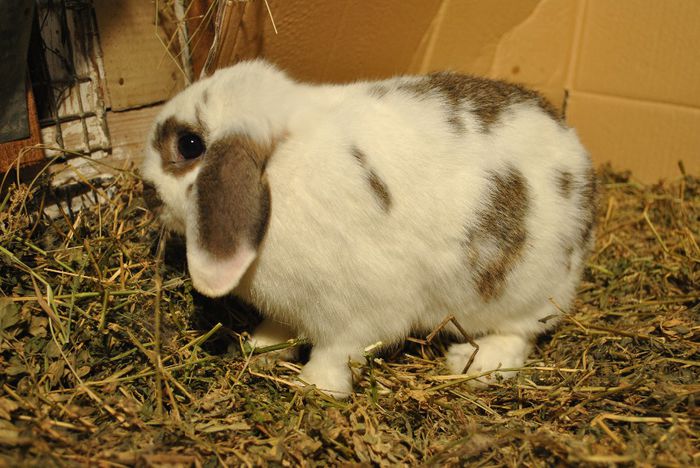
141 60 293 297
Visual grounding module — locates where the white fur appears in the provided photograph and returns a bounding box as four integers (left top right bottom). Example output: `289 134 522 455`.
186 238 257 298
446 334 533 387
141 60 593 398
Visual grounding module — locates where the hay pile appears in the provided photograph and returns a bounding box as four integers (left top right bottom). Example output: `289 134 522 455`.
0 164 697 466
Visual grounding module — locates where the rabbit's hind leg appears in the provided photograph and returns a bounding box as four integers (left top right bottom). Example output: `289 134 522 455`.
446 333 532 387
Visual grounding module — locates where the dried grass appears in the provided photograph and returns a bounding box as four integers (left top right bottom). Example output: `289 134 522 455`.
0 163 697 466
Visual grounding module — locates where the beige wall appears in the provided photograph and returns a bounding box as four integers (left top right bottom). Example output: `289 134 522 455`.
238 0 700 182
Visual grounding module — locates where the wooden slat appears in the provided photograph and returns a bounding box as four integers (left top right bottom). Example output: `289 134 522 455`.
187 0 217 79
202 0 264 76
107 105 163 168
94 0 186 111
47 104 162 186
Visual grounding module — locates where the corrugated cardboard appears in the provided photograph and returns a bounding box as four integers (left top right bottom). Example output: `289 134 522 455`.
407 0 581 111
567 91 700 182
572 0 700 108
207 0 699 181
223 0 444 83
564 0 700 179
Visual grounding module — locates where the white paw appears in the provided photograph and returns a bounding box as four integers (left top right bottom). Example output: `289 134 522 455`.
446 334 531 387
252 348 298 371
299 348 360 400
297 358 354 400
250 319 295 347
249 332 284 349
226 340 298 370
250 340 299 362
247 319 299 363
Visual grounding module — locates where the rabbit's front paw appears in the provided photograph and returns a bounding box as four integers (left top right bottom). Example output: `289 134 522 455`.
296 347 359 399
246 318 299 367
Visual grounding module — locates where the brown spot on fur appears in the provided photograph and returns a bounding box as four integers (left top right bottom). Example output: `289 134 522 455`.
368 170 392 212
186 183 193 196
351 146 367 165
152 116 207 176
578 166 598 248
465 166 529 301
564 245 574 272
350 146 392 213
401 72 562 131
557 170 573 198
446 115 465 133
196 135 272 258
368 84 389 98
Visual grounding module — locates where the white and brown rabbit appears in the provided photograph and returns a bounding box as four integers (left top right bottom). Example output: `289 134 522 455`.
141 60 596 398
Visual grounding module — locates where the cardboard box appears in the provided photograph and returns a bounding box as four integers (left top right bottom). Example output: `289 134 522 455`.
207 0 699 181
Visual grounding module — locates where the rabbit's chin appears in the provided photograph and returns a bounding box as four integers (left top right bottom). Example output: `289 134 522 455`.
159 207 186 235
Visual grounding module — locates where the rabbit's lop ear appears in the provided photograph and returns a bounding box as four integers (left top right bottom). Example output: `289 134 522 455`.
185 135 271 297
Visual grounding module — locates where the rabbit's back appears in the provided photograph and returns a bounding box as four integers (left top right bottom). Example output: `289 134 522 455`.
238 74 594 346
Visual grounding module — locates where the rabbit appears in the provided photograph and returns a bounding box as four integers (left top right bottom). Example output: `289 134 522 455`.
141 59 596 398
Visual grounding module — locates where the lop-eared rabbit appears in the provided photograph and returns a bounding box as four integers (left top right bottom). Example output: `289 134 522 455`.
142 60 596 398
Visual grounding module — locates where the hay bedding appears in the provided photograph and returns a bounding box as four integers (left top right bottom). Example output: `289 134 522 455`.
0 163 697 467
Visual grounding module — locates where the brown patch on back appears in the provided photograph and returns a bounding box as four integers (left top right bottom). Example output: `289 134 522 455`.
465 166 529 302
195 135 272 258
152 116 207 176
350 146 392 213
557 170 573 198
401 72 562 131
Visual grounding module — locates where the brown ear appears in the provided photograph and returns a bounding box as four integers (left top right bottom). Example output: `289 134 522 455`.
185 135 271 297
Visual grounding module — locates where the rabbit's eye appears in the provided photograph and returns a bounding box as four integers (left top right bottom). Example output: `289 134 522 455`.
177 133 205 160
